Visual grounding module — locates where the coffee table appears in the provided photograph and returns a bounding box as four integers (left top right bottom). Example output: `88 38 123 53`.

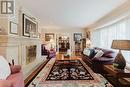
54 60 82 66
56 54 81 61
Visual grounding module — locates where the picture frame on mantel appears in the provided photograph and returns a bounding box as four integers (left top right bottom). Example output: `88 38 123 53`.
23 13 38 37
10 21 18 35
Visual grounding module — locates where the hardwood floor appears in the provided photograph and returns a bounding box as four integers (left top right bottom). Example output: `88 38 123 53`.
24 59 50 87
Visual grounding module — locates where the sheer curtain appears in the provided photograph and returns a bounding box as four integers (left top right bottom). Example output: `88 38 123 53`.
91 18 130 65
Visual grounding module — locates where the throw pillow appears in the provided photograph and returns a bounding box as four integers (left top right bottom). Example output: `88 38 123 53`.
94 49 99 53
94 50 104 58
89 49 96 59
0 56 11 80
83 48 90 56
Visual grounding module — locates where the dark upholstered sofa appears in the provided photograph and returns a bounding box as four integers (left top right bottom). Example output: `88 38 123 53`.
82 47 117 73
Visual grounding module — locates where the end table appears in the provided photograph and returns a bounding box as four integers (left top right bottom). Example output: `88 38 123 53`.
104 65 130 87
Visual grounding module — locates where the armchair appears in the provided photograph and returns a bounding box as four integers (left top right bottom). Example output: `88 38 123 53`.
41 44 49 55
0 56 24 87
0 65 24 87
41 44 56 58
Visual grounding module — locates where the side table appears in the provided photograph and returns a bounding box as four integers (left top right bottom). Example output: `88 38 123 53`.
104 65 130 87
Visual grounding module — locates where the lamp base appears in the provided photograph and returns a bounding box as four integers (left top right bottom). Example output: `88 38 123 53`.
113 50 126 70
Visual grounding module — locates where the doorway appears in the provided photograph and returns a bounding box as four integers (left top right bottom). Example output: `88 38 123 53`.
58 36 70 53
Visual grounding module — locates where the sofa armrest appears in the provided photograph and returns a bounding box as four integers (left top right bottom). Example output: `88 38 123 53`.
10 65 21 74
0 80 13 87
7 71 24 87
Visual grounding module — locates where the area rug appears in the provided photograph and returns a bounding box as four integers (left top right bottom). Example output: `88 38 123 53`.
28 58 113 87
46 60 94 80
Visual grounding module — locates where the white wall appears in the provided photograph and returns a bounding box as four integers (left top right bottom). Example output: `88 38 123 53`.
87 1 130 30
0 0 44 79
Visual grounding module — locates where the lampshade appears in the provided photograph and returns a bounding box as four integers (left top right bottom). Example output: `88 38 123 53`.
111 40 130 69
111 40 130 50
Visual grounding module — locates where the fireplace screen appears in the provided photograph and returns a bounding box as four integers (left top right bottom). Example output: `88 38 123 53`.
26 45 36 64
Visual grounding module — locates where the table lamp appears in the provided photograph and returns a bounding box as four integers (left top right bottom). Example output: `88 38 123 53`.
111 40 130 69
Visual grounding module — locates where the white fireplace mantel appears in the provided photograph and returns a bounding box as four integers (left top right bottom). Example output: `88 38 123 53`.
0 35 42 65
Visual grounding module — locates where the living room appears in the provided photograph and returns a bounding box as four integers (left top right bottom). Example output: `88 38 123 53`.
0 0 130 87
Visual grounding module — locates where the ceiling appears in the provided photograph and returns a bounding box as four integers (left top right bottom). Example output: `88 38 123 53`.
20 0 128 28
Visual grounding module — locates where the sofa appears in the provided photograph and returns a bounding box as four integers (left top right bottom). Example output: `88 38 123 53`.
82 47 117 73
0 56 24 87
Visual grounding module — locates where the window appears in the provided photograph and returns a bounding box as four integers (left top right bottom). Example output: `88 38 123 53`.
91 18 130 66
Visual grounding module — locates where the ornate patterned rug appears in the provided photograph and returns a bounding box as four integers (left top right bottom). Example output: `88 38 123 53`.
46 60 94 80
28 58 113 87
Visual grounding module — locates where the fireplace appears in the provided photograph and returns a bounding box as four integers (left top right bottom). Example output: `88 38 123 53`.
26 45 37 64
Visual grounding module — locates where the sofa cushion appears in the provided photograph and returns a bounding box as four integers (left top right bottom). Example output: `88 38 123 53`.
102 51 115 58
94 47 101 50
92 57 114 62
0 56 11 80
103 53 113 58
95 47 113 53
10 65 21 74
94 50 104 58
95 47 116 58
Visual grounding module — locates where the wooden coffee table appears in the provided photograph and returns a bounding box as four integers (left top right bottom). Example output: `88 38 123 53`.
56 54 81 60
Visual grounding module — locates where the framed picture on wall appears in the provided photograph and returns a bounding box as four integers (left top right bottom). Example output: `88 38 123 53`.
10 21 18 35
45 33 54 41
74 33 82 42
23 14 38 37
